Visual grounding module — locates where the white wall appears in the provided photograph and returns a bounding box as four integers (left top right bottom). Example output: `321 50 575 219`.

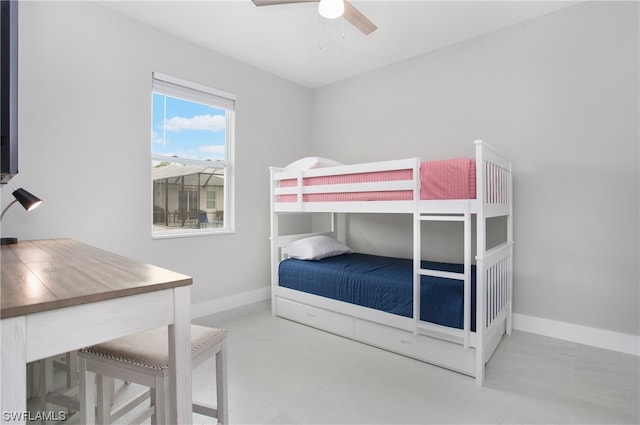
311 2 639 336
2 1 312 307
3 1 637 342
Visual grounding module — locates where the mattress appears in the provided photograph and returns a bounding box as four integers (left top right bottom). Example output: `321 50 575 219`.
278 158 476 202
278 252 476 330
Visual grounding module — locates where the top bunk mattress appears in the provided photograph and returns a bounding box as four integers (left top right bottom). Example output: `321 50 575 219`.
277 158 476 202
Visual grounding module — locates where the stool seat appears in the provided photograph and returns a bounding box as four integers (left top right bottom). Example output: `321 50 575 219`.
82 326 226 370
79 325 228 425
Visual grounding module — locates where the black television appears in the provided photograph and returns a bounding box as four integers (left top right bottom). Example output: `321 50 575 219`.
1 0 18 184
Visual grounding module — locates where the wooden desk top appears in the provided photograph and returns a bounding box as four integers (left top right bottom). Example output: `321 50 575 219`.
1 239 192 319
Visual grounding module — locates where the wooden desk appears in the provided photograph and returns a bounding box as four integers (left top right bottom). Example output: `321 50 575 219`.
1 239 193 424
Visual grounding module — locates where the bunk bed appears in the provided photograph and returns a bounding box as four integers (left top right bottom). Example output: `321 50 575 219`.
269 140 513 385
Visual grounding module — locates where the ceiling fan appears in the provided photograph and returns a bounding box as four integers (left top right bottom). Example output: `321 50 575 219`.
251 0 377 35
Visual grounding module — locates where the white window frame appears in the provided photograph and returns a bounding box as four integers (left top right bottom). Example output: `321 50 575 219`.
151 72 236 239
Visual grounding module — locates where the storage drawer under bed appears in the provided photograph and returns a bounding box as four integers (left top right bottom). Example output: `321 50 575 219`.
276 297 355 339
276 296 476 376
354 318 476 376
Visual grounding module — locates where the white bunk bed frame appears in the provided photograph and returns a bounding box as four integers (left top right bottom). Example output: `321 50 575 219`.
269 140 513 385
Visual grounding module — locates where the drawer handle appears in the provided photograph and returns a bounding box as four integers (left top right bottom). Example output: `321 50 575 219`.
400 339 414 345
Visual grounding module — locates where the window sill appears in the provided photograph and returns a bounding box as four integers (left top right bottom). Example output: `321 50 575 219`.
152 229 235 240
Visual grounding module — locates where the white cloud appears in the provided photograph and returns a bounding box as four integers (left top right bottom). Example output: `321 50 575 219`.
151 131 163 146
164 114 225 132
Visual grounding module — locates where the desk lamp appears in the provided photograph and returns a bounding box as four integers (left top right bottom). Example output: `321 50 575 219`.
0 188 43 245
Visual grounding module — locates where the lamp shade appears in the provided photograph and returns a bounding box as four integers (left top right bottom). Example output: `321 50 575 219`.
0 188 43 245
318 0 344 19
12 188 42 212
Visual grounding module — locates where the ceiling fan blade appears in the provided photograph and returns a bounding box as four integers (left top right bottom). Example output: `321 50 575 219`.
252 0 318 6
253 0 377 36
343 1 377 35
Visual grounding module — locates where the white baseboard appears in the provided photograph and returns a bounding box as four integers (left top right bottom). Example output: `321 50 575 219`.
191 286 270 319
512 313 639 356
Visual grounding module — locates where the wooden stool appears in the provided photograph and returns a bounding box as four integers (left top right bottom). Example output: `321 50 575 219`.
79 325 228 424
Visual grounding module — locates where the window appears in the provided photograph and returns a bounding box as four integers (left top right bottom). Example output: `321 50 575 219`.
151 73 235 237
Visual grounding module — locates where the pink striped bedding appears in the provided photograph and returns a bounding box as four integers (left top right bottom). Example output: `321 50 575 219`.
278 158 476 202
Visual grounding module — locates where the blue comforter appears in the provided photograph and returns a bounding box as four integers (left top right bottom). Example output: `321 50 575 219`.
279 253 476 330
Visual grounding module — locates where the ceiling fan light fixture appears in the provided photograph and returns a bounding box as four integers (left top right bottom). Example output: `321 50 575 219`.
318 0 344 19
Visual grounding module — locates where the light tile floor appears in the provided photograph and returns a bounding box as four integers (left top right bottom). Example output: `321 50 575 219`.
192 301 639 425
35 300 639 424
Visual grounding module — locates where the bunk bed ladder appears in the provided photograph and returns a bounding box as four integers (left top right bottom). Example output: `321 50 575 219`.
413 212 473 348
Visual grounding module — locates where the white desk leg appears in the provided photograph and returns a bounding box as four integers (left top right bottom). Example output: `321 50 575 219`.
168 285 192 424
1 316 27 425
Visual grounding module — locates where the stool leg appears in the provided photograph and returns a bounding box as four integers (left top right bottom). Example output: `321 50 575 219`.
38 357 54 424
151 374 168 425
66 351 79 390
27 362 38 399
79 357 96 425
96 374 113 425
216 340 228 425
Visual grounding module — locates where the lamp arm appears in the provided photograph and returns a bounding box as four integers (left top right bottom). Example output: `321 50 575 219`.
0 199 19 222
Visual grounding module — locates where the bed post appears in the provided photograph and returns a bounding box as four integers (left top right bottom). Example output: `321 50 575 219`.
506 162 514 335
269 167 279 317
412 158 421 336
474 140 486 386
463 208 472 349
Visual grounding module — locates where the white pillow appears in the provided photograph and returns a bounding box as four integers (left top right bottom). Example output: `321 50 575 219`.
284 156 344 171
284 236 352 260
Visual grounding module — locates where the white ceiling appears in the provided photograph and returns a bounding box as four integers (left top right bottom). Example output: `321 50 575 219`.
99 0 577 88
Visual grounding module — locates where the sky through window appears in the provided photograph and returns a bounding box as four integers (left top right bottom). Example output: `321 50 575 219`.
152 93 226 161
